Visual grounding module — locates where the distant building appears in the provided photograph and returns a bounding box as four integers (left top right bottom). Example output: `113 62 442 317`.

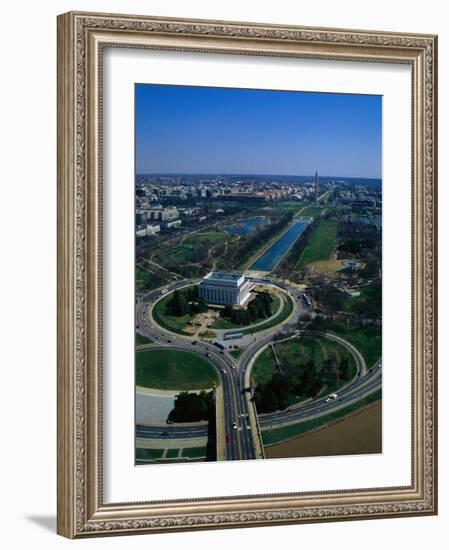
291 193 304 201
135 224 160 237
315 171 319 205
147 206 179 222
146 224 161 236
225 193 270 204
351 199 376 210
180 207 201 217
146 206 163 220
199 272 251 306
135 210 148 226
165 219 182 229
161 206 179 221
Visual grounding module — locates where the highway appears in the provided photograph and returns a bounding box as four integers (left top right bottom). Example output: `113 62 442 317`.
238 327 380 440
136 424 208 439
136 293 255 460
135 279 381 461
258 367 381 429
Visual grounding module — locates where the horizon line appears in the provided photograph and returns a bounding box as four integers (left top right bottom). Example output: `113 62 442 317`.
136 172 382 180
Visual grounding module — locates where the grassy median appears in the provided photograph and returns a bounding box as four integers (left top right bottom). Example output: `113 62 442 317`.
296 220 338 269
136 348 219 390
253 335 357 409
152 287 195 335
318 321 381 369
136 332 152 346
240 293 294 335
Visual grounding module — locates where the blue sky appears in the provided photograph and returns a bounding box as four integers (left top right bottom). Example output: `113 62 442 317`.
135 84 382 178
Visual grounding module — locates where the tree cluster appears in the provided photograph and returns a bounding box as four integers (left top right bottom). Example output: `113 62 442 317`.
255 346 351 414
136 268 164 292
316 283 381 319
192 243 208 263
337 220 381 275
255 363 321 413
317 288 347 312
221 291 273 326
168 390 214 423
165 287 208 317
350 296 381 318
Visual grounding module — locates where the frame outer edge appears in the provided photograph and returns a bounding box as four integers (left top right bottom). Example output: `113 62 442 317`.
56 10 438 537
430 35 438 515
57 12 77 539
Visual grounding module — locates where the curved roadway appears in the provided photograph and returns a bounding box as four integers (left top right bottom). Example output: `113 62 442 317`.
136 280 381 460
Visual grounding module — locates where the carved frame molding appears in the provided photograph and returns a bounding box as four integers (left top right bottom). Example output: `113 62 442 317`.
57 11 437 538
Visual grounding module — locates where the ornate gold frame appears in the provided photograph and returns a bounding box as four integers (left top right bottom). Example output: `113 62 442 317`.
57 11 438 538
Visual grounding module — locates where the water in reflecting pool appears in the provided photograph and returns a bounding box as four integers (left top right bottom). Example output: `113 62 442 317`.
250 220 310 272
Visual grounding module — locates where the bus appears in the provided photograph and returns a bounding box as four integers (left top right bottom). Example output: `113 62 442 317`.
224 332 243 341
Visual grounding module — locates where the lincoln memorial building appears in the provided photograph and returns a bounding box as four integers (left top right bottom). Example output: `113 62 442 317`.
199 272 251 306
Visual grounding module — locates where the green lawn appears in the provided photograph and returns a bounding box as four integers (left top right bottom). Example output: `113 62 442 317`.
155 231 229 268
135 446 208 462
152 286 289 336
228 349 244 359
262 389 382 445
136 266 165 292
166 448 180 458
240 294 293 335
184 231 229 246
318 284 381 319
156 245 196 266
266 202 307 213
252 347 279 385
319 321 382 369
212 293 281 330
253 337 323 385
253 336 356 392
152 284 292 338
318 339 357 395
344 284 381 317
136 349 219 390
136 333 152 346
211 317 242 330
152 287 196 335
296 220 338 269
299 206 324 217
199 329 216 339
135 448 164 461
181 446 207 458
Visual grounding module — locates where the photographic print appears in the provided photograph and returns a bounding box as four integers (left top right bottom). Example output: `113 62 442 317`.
134 84 382 465
57 12 437 536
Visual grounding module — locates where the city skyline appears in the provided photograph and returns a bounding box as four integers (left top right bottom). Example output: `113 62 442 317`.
136 171 382 179
136 84 382 178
